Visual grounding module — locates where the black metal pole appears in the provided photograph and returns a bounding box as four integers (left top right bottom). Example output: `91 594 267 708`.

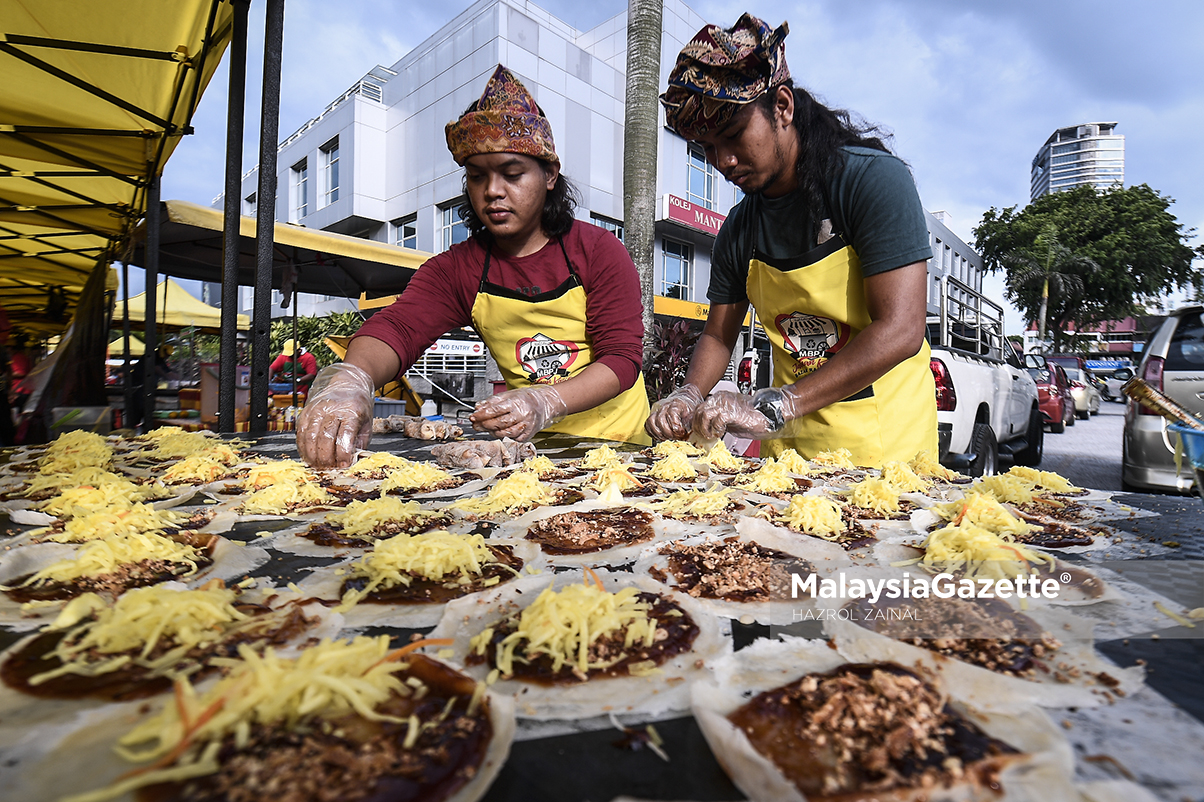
252 0 285 434
142 175 160 432
121 260 132 429
219 0 250 434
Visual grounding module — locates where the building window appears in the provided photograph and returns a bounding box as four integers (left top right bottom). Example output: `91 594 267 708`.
394 214 417 249
661 238 692 300
291 158 309 220
590 213 623 242
243 192 256 217
440 203 469 251
687 143 715 210
320 137 339 207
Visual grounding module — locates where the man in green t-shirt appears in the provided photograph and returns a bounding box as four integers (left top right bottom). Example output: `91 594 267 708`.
645 13 937 467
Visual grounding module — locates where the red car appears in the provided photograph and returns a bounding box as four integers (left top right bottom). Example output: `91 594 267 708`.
1025 359 1075 433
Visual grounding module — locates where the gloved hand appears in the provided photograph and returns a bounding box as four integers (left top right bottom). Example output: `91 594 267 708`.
296 363 376 468
691 386 805 440
470 384 567 442
644 384 704 441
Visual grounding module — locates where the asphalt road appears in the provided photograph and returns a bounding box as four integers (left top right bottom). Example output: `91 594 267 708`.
1033 396 1126 491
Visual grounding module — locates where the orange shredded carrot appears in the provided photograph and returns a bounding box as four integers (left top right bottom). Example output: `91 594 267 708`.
1000 544 1029 565
952 502 969 527
118 694 227 781
377 638 454 668
584 567 604 590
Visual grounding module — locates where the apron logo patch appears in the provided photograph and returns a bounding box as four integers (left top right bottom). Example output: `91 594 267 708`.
774 312 851 375
516 333 578 383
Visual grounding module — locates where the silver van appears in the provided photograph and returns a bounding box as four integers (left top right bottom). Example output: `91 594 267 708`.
1122 306 1204 492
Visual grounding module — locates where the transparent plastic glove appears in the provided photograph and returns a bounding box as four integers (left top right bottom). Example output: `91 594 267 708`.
692 386 805 440
296 363 376 469
470 384 567 442
644 384 705 441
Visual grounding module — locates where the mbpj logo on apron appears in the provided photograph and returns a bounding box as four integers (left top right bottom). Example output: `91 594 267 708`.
774 312 851 376
516 333 578 383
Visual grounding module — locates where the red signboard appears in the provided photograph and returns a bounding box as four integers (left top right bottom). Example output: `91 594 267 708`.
666 194 726 236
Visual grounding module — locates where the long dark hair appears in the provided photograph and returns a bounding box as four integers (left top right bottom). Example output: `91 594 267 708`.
759 80 894 230
458 163 580 241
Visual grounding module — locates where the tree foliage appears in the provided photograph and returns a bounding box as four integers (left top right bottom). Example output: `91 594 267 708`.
1000 225 1099 350
974 184 1203 335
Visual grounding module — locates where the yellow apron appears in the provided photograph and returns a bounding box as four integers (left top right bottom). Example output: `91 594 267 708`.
470 239 651 444
746 227 937 467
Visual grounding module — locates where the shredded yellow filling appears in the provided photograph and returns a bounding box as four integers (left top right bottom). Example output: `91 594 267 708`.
453 471 555 515
846 477 901 514
777 495 845 538
700 441 745 472
339 531 505 609
21 531 203 587
239 482 331 514
774 448 812 475
931 493 1034 537
644 485 733 518
471 582 656 678
347 451 413 477
878 461 929 493
811 447 857 469
648 451 697 482
736 458 796 493
325 497 433 536
378 459 456 493
967 474 1037 506
650 440 702 458
580 445 622 469
44 504 185 544
920 521 1054 580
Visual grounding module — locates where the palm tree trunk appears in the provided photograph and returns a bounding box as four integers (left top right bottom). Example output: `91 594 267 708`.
622 0 662 348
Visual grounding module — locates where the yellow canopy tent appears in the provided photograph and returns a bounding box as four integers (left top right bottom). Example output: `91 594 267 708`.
0 0 234 334
114 277 250 333
108 334 144 357
132 200 432 298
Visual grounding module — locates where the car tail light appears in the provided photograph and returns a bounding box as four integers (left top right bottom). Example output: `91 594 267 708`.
930 357 957 411
738 356 752 386
1137 356 1165 416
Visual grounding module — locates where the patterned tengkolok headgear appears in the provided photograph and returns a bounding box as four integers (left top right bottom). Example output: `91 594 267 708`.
445 65 559 166
660 13 791 139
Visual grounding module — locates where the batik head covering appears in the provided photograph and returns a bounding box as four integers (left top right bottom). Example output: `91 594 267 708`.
445 65 559 166
660 13 790 139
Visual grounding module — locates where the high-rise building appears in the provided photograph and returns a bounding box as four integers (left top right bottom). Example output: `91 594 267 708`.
1030 122 1124 201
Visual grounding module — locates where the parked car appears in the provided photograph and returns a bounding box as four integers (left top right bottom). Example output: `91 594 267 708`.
1025 359 1075 433
1061 366 1102 419
1100 366 1135 401
1123 306 1204 493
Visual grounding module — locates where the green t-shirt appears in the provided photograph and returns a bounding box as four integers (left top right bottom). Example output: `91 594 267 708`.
708 147 932 304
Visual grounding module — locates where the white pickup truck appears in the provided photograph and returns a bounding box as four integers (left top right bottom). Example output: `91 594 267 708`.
927 276 1043 476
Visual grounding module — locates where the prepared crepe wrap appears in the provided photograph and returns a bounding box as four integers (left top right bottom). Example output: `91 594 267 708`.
429 570 729 720
690 637 1077 802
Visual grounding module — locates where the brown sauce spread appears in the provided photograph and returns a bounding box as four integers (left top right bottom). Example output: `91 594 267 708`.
302 513 453 547
136 655 493 802
340 545 523 604
4 532 218 603
848 595 1062 677
467 591 699 685
524 509 655 554
652 537 814 602
727 663 1019 800
0 603 316 701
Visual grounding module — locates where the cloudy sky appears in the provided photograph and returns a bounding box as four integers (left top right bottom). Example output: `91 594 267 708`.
157 0 1204 333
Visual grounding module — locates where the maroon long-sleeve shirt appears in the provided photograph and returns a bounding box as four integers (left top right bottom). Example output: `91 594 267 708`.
354 221 644 391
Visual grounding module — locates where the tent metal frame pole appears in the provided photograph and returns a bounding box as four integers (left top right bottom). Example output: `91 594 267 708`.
142 176 160 432
122 260 132 429
251 0 285 434
219 0 250 434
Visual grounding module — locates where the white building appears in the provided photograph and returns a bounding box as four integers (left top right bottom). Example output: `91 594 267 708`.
1030 122 1125 201
218 0 983 378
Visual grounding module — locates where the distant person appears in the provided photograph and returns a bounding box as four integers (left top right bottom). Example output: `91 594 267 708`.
270 339 318 391
129 344 175 431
